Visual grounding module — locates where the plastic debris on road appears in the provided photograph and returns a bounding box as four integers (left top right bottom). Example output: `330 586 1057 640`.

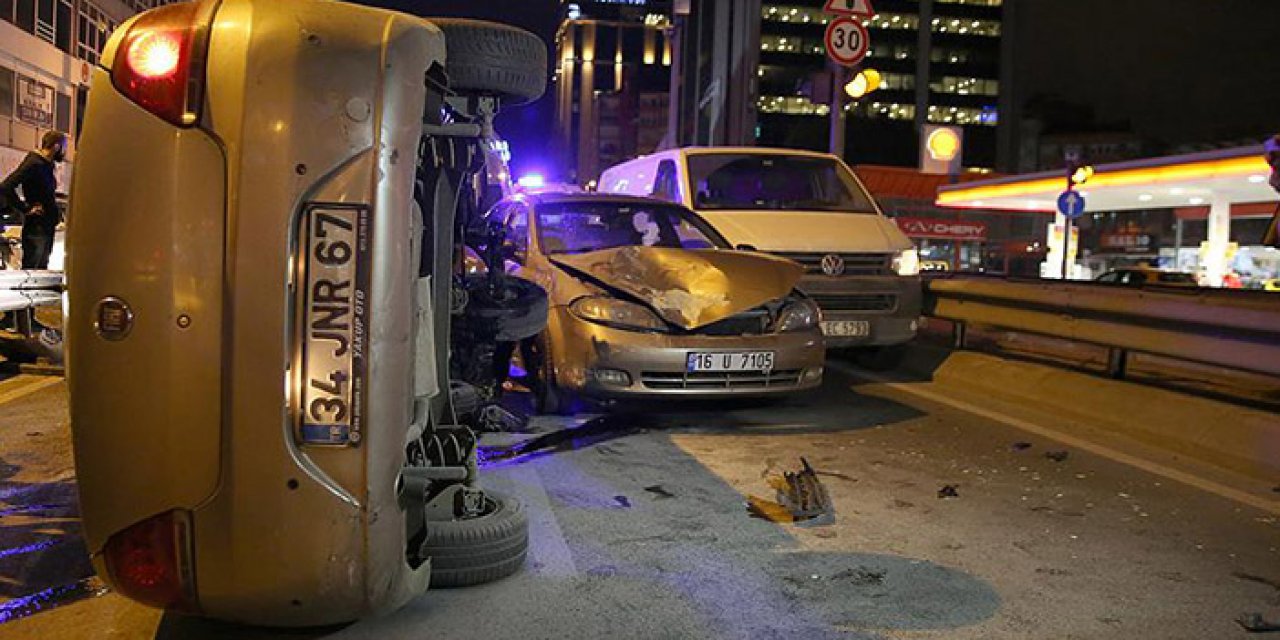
746 457 835 526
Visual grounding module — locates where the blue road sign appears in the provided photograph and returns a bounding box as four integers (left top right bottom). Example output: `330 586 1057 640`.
1057 190 1087 219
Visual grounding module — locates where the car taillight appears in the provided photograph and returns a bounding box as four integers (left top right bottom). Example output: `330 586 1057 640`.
102 510 197 610
111 1 218 127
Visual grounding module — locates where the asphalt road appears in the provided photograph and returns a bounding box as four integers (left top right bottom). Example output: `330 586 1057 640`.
1 358 1278 639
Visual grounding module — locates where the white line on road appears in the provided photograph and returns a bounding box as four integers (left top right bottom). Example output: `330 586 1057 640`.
0 375 62 407
833 363 1280 517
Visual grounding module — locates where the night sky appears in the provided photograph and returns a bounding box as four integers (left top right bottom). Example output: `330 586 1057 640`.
355 1 1280 172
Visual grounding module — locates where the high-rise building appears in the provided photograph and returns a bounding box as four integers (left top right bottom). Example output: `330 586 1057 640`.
1 0 180 181
756 0 1010 170
553 0 675 183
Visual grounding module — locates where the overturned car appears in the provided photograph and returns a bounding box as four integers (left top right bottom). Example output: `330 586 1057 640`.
67 0 547 626
475 193 825 414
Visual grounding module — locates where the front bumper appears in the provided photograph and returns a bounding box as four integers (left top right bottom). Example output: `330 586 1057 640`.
548 308 825 399
798 274 923 348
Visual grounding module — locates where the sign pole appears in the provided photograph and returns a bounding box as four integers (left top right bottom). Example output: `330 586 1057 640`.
1061 173 1073 280
828 62 846 156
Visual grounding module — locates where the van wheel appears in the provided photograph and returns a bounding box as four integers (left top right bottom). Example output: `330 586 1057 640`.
422 491 528 588
429 19 547 105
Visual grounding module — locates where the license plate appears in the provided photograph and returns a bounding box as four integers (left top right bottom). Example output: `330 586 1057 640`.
821 320 871 337
687 351 775 373
298 205 370 446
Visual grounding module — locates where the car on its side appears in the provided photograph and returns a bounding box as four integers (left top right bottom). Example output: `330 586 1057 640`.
478 193 825 414
1095 267 1198 287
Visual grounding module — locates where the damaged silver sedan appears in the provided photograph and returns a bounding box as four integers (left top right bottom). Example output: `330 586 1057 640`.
478 193 825 414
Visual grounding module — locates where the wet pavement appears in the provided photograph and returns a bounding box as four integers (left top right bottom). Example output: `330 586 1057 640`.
0 360 1278 638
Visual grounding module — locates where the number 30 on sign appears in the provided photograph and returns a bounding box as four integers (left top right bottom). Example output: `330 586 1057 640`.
825 16 870 67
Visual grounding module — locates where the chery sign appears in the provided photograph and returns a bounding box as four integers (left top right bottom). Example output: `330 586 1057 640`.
894 217 988 241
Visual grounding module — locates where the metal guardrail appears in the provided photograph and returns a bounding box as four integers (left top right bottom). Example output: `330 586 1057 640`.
924 274 1280 379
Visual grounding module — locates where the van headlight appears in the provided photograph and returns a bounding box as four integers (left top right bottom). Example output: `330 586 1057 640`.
570 296 668 332
892 248 920 277
776 298 820 333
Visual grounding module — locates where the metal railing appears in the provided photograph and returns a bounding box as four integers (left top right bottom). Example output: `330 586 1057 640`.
924 274 1280 379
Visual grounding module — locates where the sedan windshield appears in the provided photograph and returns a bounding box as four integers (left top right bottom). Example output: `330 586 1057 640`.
536 201 728 255
687 153 876 213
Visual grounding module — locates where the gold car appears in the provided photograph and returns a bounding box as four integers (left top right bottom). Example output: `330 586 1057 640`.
481 193 825 414
67 0 546 626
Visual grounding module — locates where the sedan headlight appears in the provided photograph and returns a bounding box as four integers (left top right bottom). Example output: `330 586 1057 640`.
892 248 920 277
776 298 821 333
570 296 668 332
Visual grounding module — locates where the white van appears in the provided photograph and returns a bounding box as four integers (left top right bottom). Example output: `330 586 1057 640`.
600 147 921 365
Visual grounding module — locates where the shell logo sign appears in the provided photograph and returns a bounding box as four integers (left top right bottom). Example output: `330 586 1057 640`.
920 125 963 175
926 128 960 161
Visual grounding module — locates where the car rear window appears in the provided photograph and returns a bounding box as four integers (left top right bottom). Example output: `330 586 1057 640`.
686 153 876 213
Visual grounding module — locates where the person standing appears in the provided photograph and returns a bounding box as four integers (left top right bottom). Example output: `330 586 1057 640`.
0 131 67 269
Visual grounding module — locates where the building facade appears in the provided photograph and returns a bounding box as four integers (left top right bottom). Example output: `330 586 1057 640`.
554 0 675 184
756 0 1008 170
1 0 176 186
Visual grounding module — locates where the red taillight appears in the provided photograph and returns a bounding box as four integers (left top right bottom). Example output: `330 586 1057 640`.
102 510 197 610
112 1 217 127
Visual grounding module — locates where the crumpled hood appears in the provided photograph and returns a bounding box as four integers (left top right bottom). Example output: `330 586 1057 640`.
551 246 803 329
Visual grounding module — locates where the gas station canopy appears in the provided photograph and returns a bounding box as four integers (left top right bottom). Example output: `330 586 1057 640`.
935 146 1277 213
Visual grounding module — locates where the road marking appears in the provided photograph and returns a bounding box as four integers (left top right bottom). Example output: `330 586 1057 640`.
832 363 1280 517
0 376 61 407
506 465 577 578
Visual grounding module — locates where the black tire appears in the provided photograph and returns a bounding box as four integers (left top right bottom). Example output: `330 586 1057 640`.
853 345 907 372
423 491 528 588
430 19 548 105
531 334 573 416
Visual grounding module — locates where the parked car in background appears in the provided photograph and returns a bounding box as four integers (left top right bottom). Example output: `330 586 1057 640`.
477 192 825 414
1095 267 1198 287
599 147 921 369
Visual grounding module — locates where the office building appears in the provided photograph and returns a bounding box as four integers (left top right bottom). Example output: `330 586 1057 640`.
756 0 1009 170
553 0 675 183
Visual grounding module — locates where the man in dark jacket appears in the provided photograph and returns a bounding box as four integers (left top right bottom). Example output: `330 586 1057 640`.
0 131 67 269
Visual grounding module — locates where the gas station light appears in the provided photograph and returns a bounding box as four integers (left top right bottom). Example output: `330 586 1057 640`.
1070 165 1094 186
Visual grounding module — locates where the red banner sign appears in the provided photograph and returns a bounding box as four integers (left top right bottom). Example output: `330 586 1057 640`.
893 217 988 241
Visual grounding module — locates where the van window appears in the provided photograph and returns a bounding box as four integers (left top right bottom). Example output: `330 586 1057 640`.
687 154 876 213
650 160 680 203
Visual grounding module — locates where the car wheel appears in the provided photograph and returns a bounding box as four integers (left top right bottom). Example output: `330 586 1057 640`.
422 491 528 588
531 334 572 416
429 19 548 105
853 345 907 372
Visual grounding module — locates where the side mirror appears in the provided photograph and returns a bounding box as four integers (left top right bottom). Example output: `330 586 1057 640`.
735 243 757 252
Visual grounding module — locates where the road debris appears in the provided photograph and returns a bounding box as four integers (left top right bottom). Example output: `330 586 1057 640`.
613 495 632 508
746 457 834 526
938 484 960 499
1045 451 1070 462
644 485 675 499
1237 613 1280 633
1011 442 1032 451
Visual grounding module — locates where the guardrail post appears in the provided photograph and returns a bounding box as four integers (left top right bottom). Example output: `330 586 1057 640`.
952 321 967 350
1106 348 1128 380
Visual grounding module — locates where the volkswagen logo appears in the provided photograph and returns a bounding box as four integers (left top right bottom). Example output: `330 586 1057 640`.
820 254 846 277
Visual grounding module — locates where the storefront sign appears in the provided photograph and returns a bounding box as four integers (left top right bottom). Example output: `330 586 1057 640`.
894 217 987 241
920 125 963 175
1099 233 1153 253
16 75 55 128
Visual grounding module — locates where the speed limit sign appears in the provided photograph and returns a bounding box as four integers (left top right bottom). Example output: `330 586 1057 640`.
824 16 869 67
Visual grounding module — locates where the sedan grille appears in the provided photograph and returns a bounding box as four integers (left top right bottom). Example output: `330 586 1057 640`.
641 369 803 390
773 252 892 276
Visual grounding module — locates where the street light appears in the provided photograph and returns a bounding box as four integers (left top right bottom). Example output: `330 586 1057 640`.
844 68 881 99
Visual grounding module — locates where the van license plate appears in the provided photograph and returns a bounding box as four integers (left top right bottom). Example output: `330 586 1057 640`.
299 205 370 447
821 320 870 337
687 351 775 373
